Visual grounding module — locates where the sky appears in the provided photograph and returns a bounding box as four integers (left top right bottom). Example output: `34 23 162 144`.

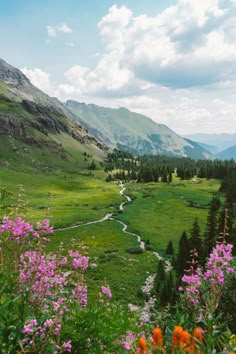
1 0 236 135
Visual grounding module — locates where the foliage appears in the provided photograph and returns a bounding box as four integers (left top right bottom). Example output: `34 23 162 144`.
0 214 140 353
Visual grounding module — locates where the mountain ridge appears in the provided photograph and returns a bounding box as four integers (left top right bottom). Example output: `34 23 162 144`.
0 58 107 171
65 100 214 159
184 133 236 152
216 145 236 160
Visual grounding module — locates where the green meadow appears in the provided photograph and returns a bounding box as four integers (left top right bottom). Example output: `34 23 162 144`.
51 221 157 304
0 169 222 302
0 168 121 228
117 176 222 253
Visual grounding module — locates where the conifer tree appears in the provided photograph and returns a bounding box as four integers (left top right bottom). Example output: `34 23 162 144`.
176 231 190 277
154 260 166 294
165 240 174 255
203 197 221 261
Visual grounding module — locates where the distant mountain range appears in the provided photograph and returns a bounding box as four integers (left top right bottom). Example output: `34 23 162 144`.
1 58 233 166
184 133 236 151
216 145 236 160
0 58 107 171
184 133 236 160
65 100 213 159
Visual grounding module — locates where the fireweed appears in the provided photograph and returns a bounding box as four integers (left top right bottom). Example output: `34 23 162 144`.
0 215 113 353
0 214 235 353
18 247 90 352
118 242 235 353
180 242 234 315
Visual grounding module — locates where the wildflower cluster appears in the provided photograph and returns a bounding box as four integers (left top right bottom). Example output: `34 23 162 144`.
180 242 234 314
180 268 202 305
69 249 89 271
133 326 203 353
204 243 234 286
22 318 72 353
172 326 203 353
0 216 53 243
120 330 137 351
0 214 113 353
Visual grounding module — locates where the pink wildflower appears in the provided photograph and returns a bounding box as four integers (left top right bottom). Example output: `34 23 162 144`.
101 285 112 298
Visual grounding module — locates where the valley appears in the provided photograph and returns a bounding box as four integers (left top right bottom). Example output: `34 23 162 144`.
0 57 236 353
0 166 222 304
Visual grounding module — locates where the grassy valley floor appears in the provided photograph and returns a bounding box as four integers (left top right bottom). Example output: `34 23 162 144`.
0 169 222 303
116 176 222 253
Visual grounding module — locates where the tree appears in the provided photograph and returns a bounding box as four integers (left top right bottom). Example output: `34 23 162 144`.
88 160 97 170
165 240 174 255
203 197 221 262
176 231 190 277
153 260 166 294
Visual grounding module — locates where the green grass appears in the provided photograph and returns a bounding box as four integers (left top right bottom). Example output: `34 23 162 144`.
0 167 224 304
116 176 222 253
0 169 121 228
0 168 158 304
50 220 157 304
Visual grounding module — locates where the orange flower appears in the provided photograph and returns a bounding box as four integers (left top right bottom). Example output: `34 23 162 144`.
172 326 192 351
193 328 203 343
172 326 184 347
182 330 191 351
151 327 163 348
136 337 148 354
190 327 204 353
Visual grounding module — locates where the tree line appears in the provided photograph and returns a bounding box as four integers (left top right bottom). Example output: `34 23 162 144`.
105 150 236 184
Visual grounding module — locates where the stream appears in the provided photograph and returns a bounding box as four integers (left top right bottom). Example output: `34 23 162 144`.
55 181 171 322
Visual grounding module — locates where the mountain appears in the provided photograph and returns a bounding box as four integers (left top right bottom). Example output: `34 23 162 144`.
65 100 213 159
194 142 219 154
0 58 107 171
184 133 236 152
216 145 236 160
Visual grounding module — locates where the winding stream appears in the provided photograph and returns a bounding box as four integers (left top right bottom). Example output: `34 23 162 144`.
56 182 145 249
55 181 171 322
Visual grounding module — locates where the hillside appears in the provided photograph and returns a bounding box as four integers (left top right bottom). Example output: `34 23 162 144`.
65 100 213 159
216 145 236 160
0 59 107 171
194 141 219 154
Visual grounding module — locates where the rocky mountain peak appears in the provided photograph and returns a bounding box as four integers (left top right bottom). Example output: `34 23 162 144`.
0 58 30 88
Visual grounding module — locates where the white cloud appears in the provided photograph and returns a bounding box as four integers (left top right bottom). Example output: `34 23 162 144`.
57 1 236 96
46 23 72 37
54 1 236 134
21 67 52 93
98 5 132 50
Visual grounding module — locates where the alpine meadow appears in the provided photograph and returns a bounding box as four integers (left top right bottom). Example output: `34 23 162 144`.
0 1 236 353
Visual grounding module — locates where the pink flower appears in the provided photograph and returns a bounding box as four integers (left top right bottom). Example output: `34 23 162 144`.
62 340 72 352
72 285 88 308
54 321 61 335
72 255 89 270
204 243 234 286
101 285 112 298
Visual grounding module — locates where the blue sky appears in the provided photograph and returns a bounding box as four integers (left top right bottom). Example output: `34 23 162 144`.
0 0 176 79
1 0 236 134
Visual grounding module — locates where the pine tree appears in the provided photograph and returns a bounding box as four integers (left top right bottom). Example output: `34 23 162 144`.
176 231 190 277
88 160 97 170
203 197 221 261
154 260 166 294
165 240 174 255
